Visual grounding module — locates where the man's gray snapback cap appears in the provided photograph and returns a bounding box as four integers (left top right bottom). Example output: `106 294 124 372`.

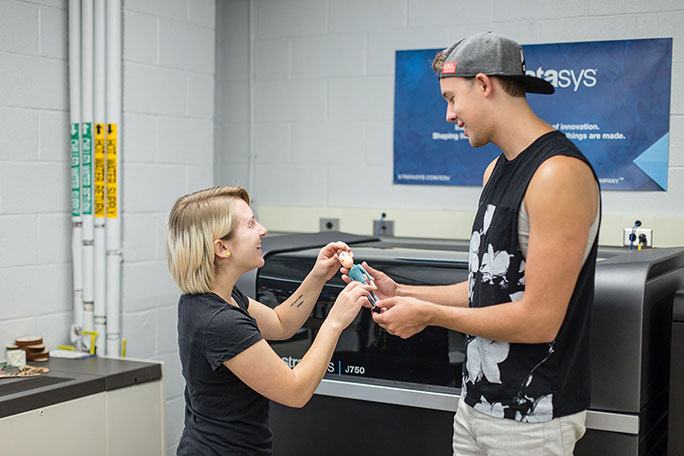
439 32 554 95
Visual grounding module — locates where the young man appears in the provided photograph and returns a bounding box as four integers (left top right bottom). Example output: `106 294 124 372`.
348 32 601 454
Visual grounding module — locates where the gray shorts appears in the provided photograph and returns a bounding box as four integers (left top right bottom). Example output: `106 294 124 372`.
452 397 587 456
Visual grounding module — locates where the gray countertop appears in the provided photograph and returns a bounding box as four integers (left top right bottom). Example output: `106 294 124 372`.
0 357 162 419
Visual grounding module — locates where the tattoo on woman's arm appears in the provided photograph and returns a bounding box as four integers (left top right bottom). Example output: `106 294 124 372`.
291 294 304 308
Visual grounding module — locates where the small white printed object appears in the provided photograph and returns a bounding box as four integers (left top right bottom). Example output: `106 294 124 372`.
6 349 26 366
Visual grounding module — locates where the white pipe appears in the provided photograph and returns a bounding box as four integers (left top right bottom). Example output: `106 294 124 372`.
105 0 122 356
68 0 83 337
81 0 95 350
93 0 106 354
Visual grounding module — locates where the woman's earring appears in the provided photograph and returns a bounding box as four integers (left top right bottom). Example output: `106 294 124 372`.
225 251 231 258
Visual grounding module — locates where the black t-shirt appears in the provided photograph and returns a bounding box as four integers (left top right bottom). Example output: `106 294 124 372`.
176 289 272 455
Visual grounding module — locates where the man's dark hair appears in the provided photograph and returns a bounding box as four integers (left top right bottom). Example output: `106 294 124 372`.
497 77 525 97
432 51 446 74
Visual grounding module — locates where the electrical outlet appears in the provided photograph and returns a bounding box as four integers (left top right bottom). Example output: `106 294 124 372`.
319 218 339 232
372 220 395 237
623 227 653 248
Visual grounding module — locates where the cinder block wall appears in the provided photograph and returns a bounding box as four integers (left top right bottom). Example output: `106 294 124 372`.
122 2 215 452
0 0 73 359
215 0 684 247
0 0 214 454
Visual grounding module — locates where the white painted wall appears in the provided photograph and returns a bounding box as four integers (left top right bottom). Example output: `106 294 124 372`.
0 0 214 453
215 0 250 189
215 0 684 247
123 1 215 453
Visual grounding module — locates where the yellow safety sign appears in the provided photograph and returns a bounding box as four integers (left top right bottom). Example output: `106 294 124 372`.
106 123 118 219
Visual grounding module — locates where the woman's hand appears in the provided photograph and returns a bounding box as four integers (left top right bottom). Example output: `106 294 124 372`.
340 261 399 300
310 241 351 282
325 281 373 332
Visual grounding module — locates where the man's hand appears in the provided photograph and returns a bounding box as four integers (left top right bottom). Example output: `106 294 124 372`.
371 296 429 339
340 262 398 299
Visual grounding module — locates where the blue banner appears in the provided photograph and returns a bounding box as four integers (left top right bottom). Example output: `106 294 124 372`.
393 38 672 190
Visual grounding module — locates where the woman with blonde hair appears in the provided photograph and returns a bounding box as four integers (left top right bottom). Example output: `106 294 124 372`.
166 186 371 455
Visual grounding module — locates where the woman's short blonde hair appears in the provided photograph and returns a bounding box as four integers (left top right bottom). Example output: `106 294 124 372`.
166 186 250 294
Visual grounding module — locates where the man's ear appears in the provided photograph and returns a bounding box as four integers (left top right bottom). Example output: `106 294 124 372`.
474 73 493 96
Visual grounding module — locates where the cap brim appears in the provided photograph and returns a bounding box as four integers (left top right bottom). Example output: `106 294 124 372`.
509 75 555 94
